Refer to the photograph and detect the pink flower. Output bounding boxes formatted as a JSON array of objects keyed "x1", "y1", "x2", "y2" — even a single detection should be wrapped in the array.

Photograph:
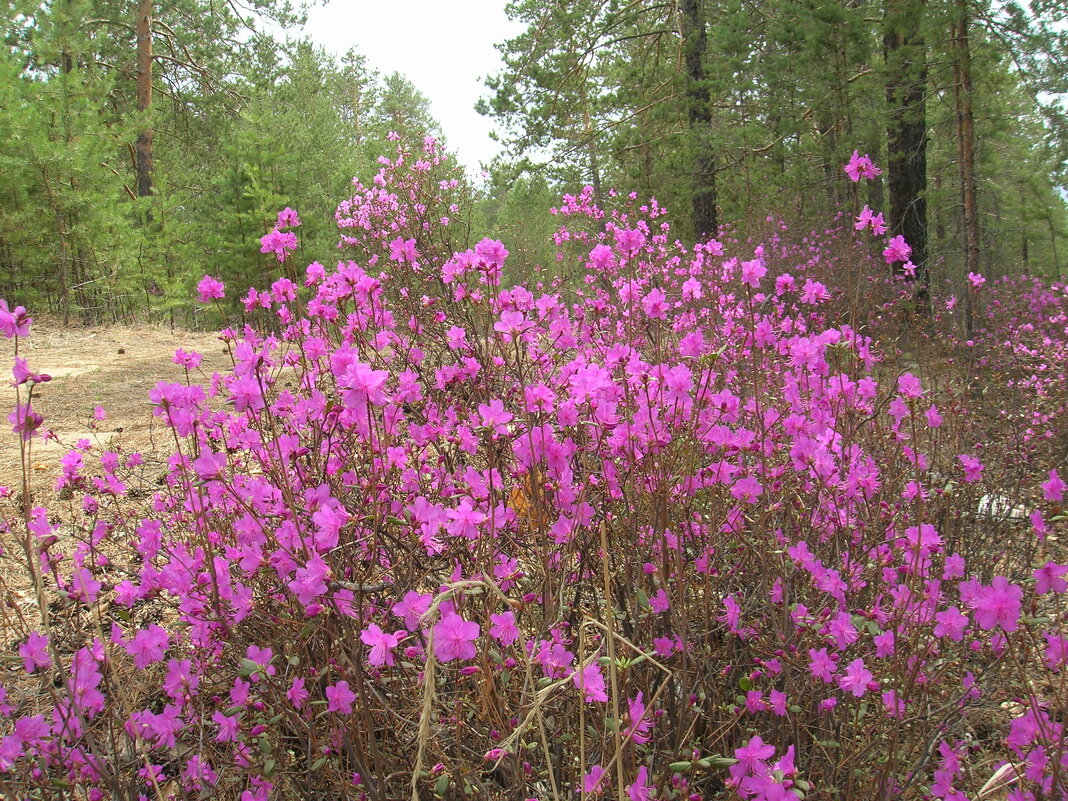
[
  {"x1": 478, "y1": 398, "x2": 513, "y2": 435},
  {"x1": 855, "y1": 205, "x2": 873, "y2": 231},
  {"x1": 325, "y1": 680, "x2": 356, "y2": 714},
  {"x1": 934, "y1": 607, "x2": 969, "y2": 641},
  {"x1": 259, "y1": 228, "x2": 297, "y2": 262},
  {"x1": 837, "y1": 658, "x2": 874, "y2": 697},
  {"x1": 808, "y1": 648, "x2": 837, "y2": 683},
  {"x1": 1034, "y1": 562, "x2": 1068, "y2": 595},
  {"x1": 573, "y1": 662, "x2": 609, "y2": 703},
  {"x1": 493, "y1": 310, "x2": 532, "y2": 341},
  {"x1": 625, "y1": 691, "x2": 652, "y2": 744},
  {"x1": 958, "y1": 454, "x2": 984, "y2": 483},
  {"x1": 583, "y1": 764, "x2": 608, "y2": 795},
  {"x1": 19, "y1": 631, "x2": 50, "y2": 673},
  {"x1": 648, "y1": 588, "x2": 670, "y2": 613},
  {"x1": 1043, "y1": 470, "x2": 1065, "y2": 502},
  {"x1": 731, "y1": 476, "x2": 763, "y2": 504},
  {"x1": 0, "y1": 299, "x2": 32, "y2": 337},
  {"x1": 642, "y1": 287, "x2": 670, "y2": 318},
  {"x1": 287, "y1": 677, "x2": 308, "y2": 709},
  {"x1": 433, "y1": 613, "x2": 480, "y2": 663},
  {"x1": 127, "y1": 624, "x2": 169, "y2": 669},
  {"x1": 731, "y1": 735, "x2": 776, "y2": 784},
  {"x1": 844, "y1": 150, "x2": 881, "y2": 181},
  {"x1": 389, "y1": 236, "x2": 418, "y2": 263},
  {"x1": 489, "y1": 611, "x2": 519, "y2": 646},
  {"x1": 967, "y1": 271, "x2": 985, "y2": 289},
  {"x1": 8, "y1": 402, "x2": 43, "y2": 441},
  {"x1": 897, "y1": 372, "x2": 923, "y2": 399},
  {"x1": 213, "y1": 710, "x2": 240, "y2": 742},
  {"x1": 192, "y1": 450, "x2": 227, "y2": 481},
  {"x1": 970, "y1": 575, "x2": 1023, "y2": 632},
  {"x1": 882, "y1": 235, "x2": 912, "y2": 264},
  {"x1": 740, "y1": 257, "x2": 767, "y2": 289},
  {"x1": 276, "y1": 207, "x2": 301, "y2": 228},
  {"x1": 196, "y1": 275, "x2": 225, "y2": 303},
  {"x1": 627, "y1": 765, "x2": 651, "y2": 801},
  {"x1": 393, "y1": 591, "x2": 432, "y2": 631},
  {"x1": 360, "y1": 624, "x2": 401, "y2": 667},
  {"x1": 69, "y1": 567, "x2": 102, "y2": 604}
]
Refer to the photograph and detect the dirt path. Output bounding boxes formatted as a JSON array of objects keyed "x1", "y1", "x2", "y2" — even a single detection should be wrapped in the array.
[{"x1": 0, "y1": 319, "x2": 233, "y2": 490}]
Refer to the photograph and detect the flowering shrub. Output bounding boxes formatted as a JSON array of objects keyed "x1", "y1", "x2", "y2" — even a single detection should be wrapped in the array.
[{"x1": 1, "y1": 141, "x2": 1066, "y2": 801}]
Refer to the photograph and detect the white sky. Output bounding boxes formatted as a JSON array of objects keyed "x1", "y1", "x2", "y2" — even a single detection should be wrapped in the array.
[{"x1": 301, "y1": 0, "x2": 524, "y2": 171}]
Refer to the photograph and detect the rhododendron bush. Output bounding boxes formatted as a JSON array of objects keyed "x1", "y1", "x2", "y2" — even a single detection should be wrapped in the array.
[{"x1": 1, "y1": 140, "x2": 1067, "y2": 801}]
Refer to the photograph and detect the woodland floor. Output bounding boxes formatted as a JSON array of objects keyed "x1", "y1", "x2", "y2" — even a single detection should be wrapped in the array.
[{"x1": 0, "y1": 319, "x2": 232, "y2": 494}]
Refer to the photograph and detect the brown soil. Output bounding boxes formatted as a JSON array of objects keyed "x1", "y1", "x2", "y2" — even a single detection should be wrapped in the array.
[{"x1": 0, "y1": 319, "x2": 233, "y2": 491}]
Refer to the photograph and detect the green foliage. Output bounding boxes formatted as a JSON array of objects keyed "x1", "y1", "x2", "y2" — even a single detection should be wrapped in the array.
[{"x1": 480, "y1": 0, "x2": 1068, "y2": 278}]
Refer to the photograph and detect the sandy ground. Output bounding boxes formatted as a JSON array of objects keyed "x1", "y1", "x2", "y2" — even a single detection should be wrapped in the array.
[{"x1": 0, "y1": 319, "x2": 233, "y2": 491}]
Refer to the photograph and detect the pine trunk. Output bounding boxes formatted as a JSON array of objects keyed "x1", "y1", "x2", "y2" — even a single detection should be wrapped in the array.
[
  {"x1": 680, "y1": 0, "x2": 717, "y2": 239},
  {"x1": 884, "y1": 0, "x2": 929, "y2": 309}
]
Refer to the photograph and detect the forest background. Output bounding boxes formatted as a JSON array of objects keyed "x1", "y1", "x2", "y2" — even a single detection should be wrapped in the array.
[{"x1": 0, "y1": 0, "x2": 1065, "y2": 324}]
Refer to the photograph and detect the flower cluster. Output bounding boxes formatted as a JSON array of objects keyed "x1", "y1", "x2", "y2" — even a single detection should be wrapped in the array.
[{"x1": 0, "y1": 142, "x2": 1065, "y2": 801}]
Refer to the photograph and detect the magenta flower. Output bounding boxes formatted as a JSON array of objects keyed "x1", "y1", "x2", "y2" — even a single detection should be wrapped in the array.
[
  {"x1": 19, "y1": 631, "x2": 50, "y2": 673},
  {"x1": 897, "y1": 372, "x2": 923, "y2": 399},
  {"x1": 126, "y1": 624, "x2": 169, "y2": 669},
  {"x1": 477, "y1": 398, "x2": 513, "y2": 435},
  {"x1": 287, "y1": 677, "x2": 309, "y2": 709},
  {"x1": 68, "y1": 567, "x2": 102, "y2": 604},
  {"x1": 392, "y1": 590, "x2": 432, "y2": 631},
  {"x1": 259, "y1": 228, "x2": 297, "y2": 262},
  {"x1": 882, "y1": 235, "x2": 912, "y2": 264},
  {"x1": 213, "y1": 710, "x2": 240, "y2": 742},
  {"x1": 625, "y1": 691, "x2": 652, "y2": 744},
  {"x1": 627, "y1": 765, "x2": 651, "y2": 801},
  {"x1": 360, "y1": 624, "x2": 401, "y2": 667},
  {"x1": 1034, "y1": 562, "x2": 1068, "y2": 595},
  {"x1": 192, "y1": 450, "x2": 227, "y2": 481},
  {"x1": 0, "y1": 299, "x2": 32, "y2": 337},
  {"x1": 844, "y1": 150, "x2": 881, "y2": 181},
  {"x1": 276, "y1": 207, "x2": 301, "y2": 228},
  {"x1": 731, "y1": 476, "x2": 763, "y2": 504},
  {"x1": 837, "y1": 658, "x2": 874, "y2": 697},
  {"x1": 970, "y1": 575, "x2": 1023, "y2": 632},
  {"x1": 958, "y1": 454, "x2": 984, "y2": 483},
  {"x1": 325, "y1": 680, "x2": 356, "y2": 714},
  {"x1": 433, "y1": 613, "x2": 480, "y2": 663},
  {"x1": 388, "y1": 236, "x2": 418, "y2": 263},
  {"x1": 8, "y1": 402, "x2": 43, "y2": 441},
  {"x1": 583, "y1": 764, "x2": 608, "y2": 795},
  {"x1": 196, "y1": 274, "x2": 225, "y2": 303},
  {"x1": 489, "y1": 610, "x2": 520, "y2": 646},
  {"x1": 740, "y1": 257, "x2": 767, "y2": 289},
  {"x1": 1043, "y1": 469, "x2": 1065, "y2": 502},
  {"x1": 808, "y1": 648, "x2": 837, "y2": 683},
  {"x1": 934, "y1": 606, "x2": 969, "y2": 641},
  {"x1": 12, "y1": 356, "x2": 50, "y2": 386},
  {"x1": 641, "y1": 287, "x2": 669, "y2": 318},
  {"x1": 731, "y1": 735, "x2": 776, "y2": 784},
  {"x1": 340, "y1": 362, "x2": 390, "y2": 414},
  {"x1": 493, "y1": 310, "x2": 532, "y2": 341},
  {"x1": 573, "y1": 661, "x2": 608, "y2": 703}
]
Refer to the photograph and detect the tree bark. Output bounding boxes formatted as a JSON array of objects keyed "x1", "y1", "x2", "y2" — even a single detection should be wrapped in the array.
[
  {"x1": 884, "y1": 0, "x2": 929, "y2": 308},
  {"x1": 951, "y1": 0, "x2": 979, "y2": 335},
  {"x1": 680, "y1": 0, "x2": 717, "y2": 238},
  {"x1": 135, "y1": 0, "x2": 154, "y2": 200}
]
